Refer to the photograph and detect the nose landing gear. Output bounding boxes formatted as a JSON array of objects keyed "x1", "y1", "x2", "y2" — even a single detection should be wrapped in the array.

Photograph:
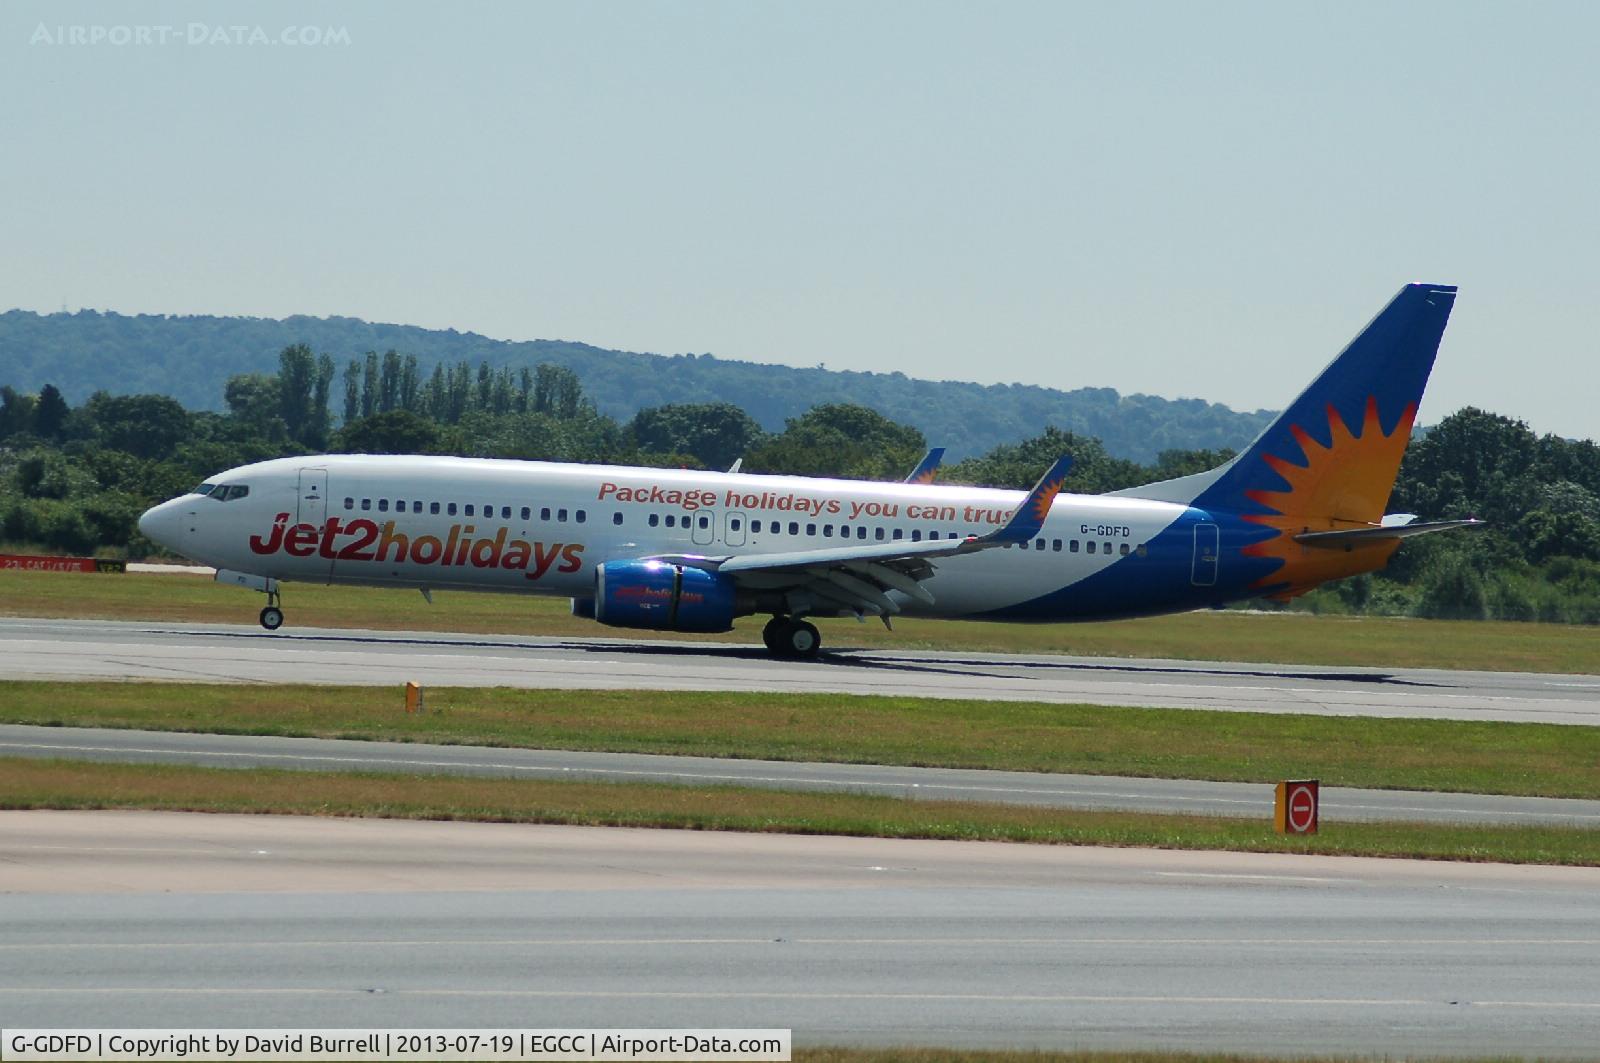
[
  {"x1": 259, "y1": 587, "x2": 284, "y2": 631},
  {"x1": 762, "y1": 616, "x2": 821, "y2": 659}
]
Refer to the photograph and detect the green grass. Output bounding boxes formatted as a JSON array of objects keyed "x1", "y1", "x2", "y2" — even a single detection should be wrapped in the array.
[
  {"x1": 4, "y1": 568, "x2": 1599, "y2": 673},
  {"x1": 4, "y1": 758, "x2": 1596, "y2": 866},
  {"x1": 6, "y1": 681, "x2": 1600, "y2": 800}
]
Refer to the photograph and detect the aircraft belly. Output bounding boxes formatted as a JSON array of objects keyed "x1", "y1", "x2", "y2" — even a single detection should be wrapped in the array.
[{"x1": 914, "y1": 549, "x2": 1122, "y2": 616}]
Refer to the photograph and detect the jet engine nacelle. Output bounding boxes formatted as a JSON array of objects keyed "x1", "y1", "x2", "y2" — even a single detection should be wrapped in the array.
[{"x1": 594, "y1": 560, "x2": 737, "y2": 633}]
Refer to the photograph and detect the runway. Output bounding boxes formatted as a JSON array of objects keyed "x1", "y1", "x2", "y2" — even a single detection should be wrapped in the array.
[
  {"x1": 5, "y1": 723, "x2": 1598, "y2": 828},
  {"x1": 4, "y1": 618, "x2": 1599, "y2": 725},
  {"x1": 3, "y1": 811, "x2": 1598, "y2": 1057}
]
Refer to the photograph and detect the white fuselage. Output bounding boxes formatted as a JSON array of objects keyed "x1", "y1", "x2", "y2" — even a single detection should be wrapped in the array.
[{"x1": 140, "y1": 454, "x2": 1196, "y2": 619}]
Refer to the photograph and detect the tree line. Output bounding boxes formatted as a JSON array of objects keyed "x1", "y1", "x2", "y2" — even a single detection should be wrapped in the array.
[{"x1": 2, "y1": 344, "x2": 1597, "y2": 623}]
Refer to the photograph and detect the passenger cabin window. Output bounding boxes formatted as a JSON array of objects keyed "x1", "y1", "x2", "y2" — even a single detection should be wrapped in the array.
[
  {"x1": 541, "y1": 507, "x2": 551, "y2": 521},
  {"x1": 731, "y1": 518, "x2": 742, "y2": 532},
  {"x1": 464, "y1": 504, "x2": 474, "y2": 517},
  {"x1": 431, "y1": 502, "x2": 440, "y2": 515},
  {"x1": 1120, "y1": 543, "x2": 1131, "y2": 556},
  {"x1": 343, "y1": 497, "x2": 354, "y2": 511},
  {"x1": 1035, "y1": 539, "x2": 1045, "y2": 551},
  {"x1": 576, "y1": 510, "x2": 586, "y2": 523},
  {"x1": 447, "y1": 503, "x2": 457, "y2": 516},
  {"x1": 664, "y1": 514, "x2": 676, "y2": 528},
  {"x1": 378, "y1": 499, "x2": 389, "y2": 512},
  {"x1": 612, "y1": 512, "x2": 623, "y2": 526},
  {"x1": 648, "y1": 514, "x2": 660, "y2": 527},
  {"x1": 1070, "y1": 539, "x2": 1079, "y2": 553},
  {"x1": 501, "y1": 505, "x2": 511, "y2": 519},
  {"x1": 857, "y1": 526, "x2": 867, "y2": 540},
  {"x1": 413, "y1": 502, "x2": 422, "y2": 514},
  {"x1": 1086, "y1": 541, "x2": 1096, "y2": 554},
  {"x1": 520, "y1": 506, "x2": 530, "y2": 520},
  {"x1": 557, "y1": 508, "x2": 568, "y2": 522},
  {"x1": 875, "y1": 527, "x2": 885, "y2": 541},
  {"x1": 697, "y1": 515, "x2": 709, "y2": 529},
  {"x1": 789, "y1": 522, "x2": 800, "y2": 535}
]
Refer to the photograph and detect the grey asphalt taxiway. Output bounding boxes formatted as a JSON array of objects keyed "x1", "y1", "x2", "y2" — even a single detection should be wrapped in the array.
[
  {"x1": 3, "y1": 617, "x2": 1599, "y2": 725},
  {"x1": 4, "y1": 723, "x2": 1598, "y2": 828},
  {"x1": 4, "y1": 811, "x2": 1599, "y2": 1057}
]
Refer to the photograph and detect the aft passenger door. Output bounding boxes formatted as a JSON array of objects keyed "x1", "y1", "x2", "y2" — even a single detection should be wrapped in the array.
[{"x1": 1191, "y1": 522, "x2": 1219, "y2": 587}]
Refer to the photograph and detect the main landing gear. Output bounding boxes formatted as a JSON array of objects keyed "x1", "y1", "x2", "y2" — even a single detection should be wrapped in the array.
[
  {"x1": 259, "y1": 587, "x2": 284, "y2": 631},
  {"x1": 763, "y1": 616, "x2": 821, "y2": 659}
]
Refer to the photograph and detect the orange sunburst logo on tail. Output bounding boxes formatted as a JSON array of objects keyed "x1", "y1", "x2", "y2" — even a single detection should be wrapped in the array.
[
  {"x1": 1031, "y1": 477, "x2": 1064, "y2": 523},
  {"x1": 1241, "y1": 396, "x2": 1415, "y2": 600}
]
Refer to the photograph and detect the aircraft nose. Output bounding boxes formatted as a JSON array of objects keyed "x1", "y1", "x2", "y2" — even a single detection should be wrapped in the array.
[{"x1": 137, "y1": 500, "x2": 183, "y2": 548}]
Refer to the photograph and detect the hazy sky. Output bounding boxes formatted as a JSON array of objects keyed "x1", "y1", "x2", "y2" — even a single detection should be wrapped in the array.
[{"x1": 3, "y1": 1, "x2": 1596, "y2": 438}]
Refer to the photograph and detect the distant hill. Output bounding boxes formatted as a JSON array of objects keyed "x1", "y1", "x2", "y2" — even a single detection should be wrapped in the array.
[{"x1": 0, "y1": 309, "x2": 1273, "y2": 462}]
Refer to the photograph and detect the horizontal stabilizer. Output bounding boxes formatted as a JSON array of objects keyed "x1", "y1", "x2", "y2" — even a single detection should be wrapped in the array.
[{"x1": 1293, "y1": 518, "x2": 1486, "y2": 548}]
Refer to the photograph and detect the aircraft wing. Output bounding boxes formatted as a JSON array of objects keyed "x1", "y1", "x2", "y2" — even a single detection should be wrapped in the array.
[{"x1": 650, "y1": 456, "x2": 1072, "y2": 620}]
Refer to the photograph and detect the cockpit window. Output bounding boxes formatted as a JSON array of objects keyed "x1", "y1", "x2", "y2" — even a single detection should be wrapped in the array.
[
  {"x1": 194, "y1": 483, "x2": 217, "y2": 496},
  {"x1": 207, "y1": 484, "x2": 251, "y2": 502}
]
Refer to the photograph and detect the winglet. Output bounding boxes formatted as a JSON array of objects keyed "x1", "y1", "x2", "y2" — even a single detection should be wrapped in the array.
[
  {"x1": 904, "y1": 447, "x2": 946, "y2": 484},
  {"x1": 986, "y1": 455, "x2": 1072, "y2": 544}
]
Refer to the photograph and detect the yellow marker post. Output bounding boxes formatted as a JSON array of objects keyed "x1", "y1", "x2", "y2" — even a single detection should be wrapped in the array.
[{"x1": 405, "y1": 681, "x2": 424, "y2": 715}]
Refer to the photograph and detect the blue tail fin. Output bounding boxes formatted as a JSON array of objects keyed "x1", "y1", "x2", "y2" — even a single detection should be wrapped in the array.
[{"x1": 1113, "y1": 283, "x2": 1457, "y2": 522}]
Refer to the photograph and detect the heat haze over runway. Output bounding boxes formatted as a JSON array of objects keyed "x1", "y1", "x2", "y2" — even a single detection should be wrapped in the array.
[{"x1": 2, "y1": 618, "x2": 1597, "y2": 725}]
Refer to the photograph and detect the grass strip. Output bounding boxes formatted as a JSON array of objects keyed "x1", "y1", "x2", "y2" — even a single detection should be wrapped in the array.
[
  {"x1": 2, "y1": 758, "x2": 1596, "y2": 866},
  {"x1": 5, "y1": 569, "x2": 1600, "y2": 673},
  {"x1": 5, "y1": 681, "x2": 1600, "y2": 800}
]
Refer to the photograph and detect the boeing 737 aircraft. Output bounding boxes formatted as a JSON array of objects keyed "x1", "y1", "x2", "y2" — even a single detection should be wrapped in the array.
[{"x1": 138, "y1": 284, "x2": 1480, "y2": 657}]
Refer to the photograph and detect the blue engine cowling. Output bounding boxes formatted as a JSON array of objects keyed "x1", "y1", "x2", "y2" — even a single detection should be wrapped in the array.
[{"x1": 594, "y1": 560, "x2": 737, "y2": 633}]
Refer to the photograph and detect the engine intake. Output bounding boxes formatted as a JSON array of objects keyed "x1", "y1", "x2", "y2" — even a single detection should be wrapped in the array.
[{"x1": 594, "y1": 560, "x2": 737, "y2": 633}]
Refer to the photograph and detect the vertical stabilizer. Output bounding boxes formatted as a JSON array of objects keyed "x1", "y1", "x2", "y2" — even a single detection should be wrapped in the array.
[{"x1": 1111, "y1": 283, "x2": 1457, "y2": 522}]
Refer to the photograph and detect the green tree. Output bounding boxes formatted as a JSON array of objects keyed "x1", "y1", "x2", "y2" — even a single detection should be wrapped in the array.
[
  {"x1": 745, "y1": 404, "x2": 924, "y2": 481},
  {"x1": 945, "y1": 426, "x2": 1144, "y2": 493},
  {"x1": 34, "y1": 384, "x2": 69, "y2": 439},
  {"x1": 224, "y1": 374, "x2": 287, "y2": 443},
  {"x1": 336, "y1": 409, "x2": 441, "y2": 454},
  {"x1": 0, "y1": 385, "x2": 37, "y2": 439},
  {"x1": 342, "y1": 359, "x2": 361, "y2": 425},
  {"x1": 629, "y1": 402, "x2": 765, "y2": 469},
  {"x1": 85, "y1": 393, "x2": 191, "y2": 460},
  {"x1": 361, "y1": 351, "x2": 380, "y2": 419}
]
